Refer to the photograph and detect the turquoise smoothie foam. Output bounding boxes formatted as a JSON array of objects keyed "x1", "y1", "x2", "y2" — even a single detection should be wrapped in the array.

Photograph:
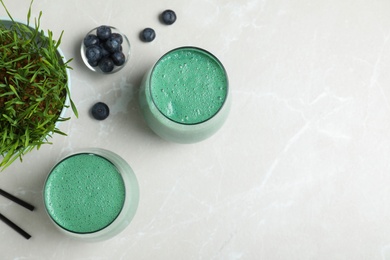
[
  {"x1": 150, "y1": 47, "x2": 228, "y2": 124},
  {"x1": 44, "y1": 153, "x2": 125, "y2": 233}
]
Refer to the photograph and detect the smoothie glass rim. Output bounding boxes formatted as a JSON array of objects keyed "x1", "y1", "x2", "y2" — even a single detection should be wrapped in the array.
[
  {"x1": 43, "y1": 152, "x2": 126, "y2": 235},
  {"x1": 148, "y1": 46, "x2": 229, "y2": 126}
]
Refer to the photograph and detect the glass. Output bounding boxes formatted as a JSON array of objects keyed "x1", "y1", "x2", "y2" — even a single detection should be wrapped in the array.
[
  {"x1": 80, "y1": 26, "x2": 131, "y2": 74},
  {"x1": 139, "y1": 46, "x2": 231, "y2": 143},
  {"x1": 43, "y1": 148, "x2": 139, "y2": 242}
]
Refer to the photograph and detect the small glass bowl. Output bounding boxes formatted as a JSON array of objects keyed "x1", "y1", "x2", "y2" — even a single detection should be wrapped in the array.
[{"x1": 80, "y1": 26, "x2": 130, "y2": 74}]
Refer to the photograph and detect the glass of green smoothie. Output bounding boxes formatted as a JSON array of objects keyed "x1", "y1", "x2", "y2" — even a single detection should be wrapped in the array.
[
  {"x1": 43, "y1": 148, "x2": 139, "y2": 242},
  {"x1": 139, "y1": 46, "x2": 230, "y2": 143}
]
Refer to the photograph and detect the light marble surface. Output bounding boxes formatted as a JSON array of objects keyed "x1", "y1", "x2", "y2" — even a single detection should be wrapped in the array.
[{"x1": 1, "y1": 0, "x2": 390, "y2": 259}]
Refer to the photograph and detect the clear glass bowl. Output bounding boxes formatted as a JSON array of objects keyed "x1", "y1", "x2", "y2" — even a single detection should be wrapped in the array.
[{"x1": 80, "y1": 26, "x2": 130, "y2": 74}]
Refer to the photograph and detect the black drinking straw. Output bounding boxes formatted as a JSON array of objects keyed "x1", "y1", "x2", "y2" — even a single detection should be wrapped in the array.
[
  {"x1": 0, "y1": 213, "x2": 31, "y2": 239},
  {"x1": 0, "y1": 189, "x2": 34, "y2": 211}
]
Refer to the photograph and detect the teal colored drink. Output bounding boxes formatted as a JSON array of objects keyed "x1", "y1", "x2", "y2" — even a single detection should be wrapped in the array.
[
  {"x1": 44, "y1": 153, "x2": 125, "y2": 234},
  {"x1": 139, "y1": 47, "x2": 230, "y2": 143},
  {"x1": 150, "y1": 47, "x2": 228, "y2": 124}
]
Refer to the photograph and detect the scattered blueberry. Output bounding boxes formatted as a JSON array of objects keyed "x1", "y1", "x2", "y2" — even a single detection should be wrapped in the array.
[
  {"x1": 85, "y1": 45, "x2": 103, "y2": 63},
  {"x1": 96, "y1": 25, "x2": 111, "y2": 41},
  {"x1": 104, "y1": 37, "x2": 121, "y2": 53},
  {"x1": 84, "y1": 34, "x2": 100, "y2": 47},
  {"x1": 141, "y1": 28, "x2": 156, "y2": 42},
  {"x1": 98, "y1": 57, "x2": 115, "y2": 73},
  {"x1": 161, "y1": 10, "x2": 176, "y2": 25},
  {"x1": 111, "y1": 51, "x2": 126, "y2": 66},
  {"x1": 91, "y1": 102, "x2": 110, "y2": 120}
]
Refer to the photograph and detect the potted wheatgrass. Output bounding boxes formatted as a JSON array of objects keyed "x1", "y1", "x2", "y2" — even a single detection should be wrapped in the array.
[{"x1": 0, "y1": 0, "x2": 77, "y2": 170}]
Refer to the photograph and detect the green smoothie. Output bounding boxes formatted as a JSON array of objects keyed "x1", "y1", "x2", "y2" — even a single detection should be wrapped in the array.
[
  {"x1": 44, "y1": 153, "x2": 126, "y2": 234},
  {"x1": 150, "y1": 47, "x2": 228, "y2": 124}
]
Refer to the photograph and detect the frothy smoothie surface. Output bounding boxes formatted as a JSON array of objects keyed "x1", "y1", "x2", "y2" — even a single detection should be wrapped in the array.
[
  {"x1": 44, "y1": 153, "x2": 125, "y2": 233},
  {"x1": 150, "y1": 47, "x2": 228, "y2": 124}
]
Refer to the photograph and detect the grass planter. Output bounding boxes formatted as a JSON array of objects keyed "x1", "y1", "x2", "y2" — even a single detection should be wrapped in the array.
[{"x1": 0, "y1": 1, "x2": 77, "y2": 170}]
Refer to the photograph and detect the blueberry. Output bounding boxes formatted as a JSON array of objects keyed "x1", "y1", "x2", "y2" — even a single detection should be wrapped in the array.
[
  {"x1": 161, "y1": 10, "x2": 176, "y2": 25},
  {"x1": 88, "y1": 59, "x2": 99, "y2": 67},
  {"x1": 111, "y1": 51, "x2": 126, "y2": 66},
  {"x1": 104, "y1": 37, "x2": 121, "y2": 53},
  {"x1": 85, "y1": 45, "x2": 103, "y2": 63},
  {"x1": 96, "y1": 25, "x2": 111, "y2": 41},
  {"x1": 141, "y1": 28, "x2": 156, "y2": 42},
  {"x1": 84, "y1": 34, "x2": 100, "y2": 47},
  {"x1": 91, "y1": 102, "x2": 110, "y2": 120},
  {"x1": 98, "y1": 57, "x2": 115, "y2": 73},
  {"x1": 111, "y1": 33, "x2": 123, "y2": 44},
  {"x1": 99, "y1": 43, "x2": 110, "y2": 58}
]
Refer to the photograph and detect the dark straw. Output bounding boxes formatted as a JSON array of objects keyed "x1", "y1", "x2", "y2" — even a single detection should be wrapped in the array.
[
  {"x1": 0, "y1": 189, "x2": 34, "y2": 211},
  {"x1": 0, "y1": 213, "x2": 31, "y2": 239}
]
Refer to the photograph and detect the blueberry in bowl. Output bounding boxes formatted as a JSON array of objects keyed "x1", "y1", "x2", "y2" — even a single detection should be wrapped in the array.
[{"x1": 81, "y1": 25, "x2": 130, "y2": 74}]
